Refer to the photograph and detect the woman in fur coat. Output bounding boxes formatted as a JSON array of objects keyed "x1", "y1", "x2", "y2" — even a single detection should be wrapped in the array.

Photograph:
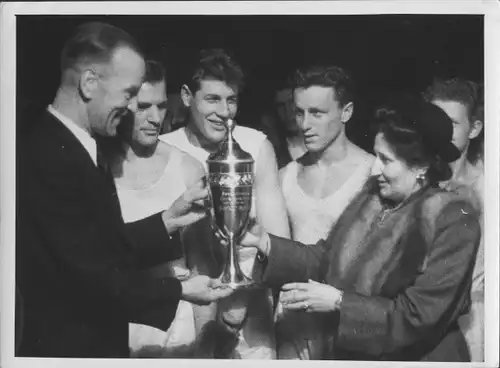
[{"x1": 240, "y1": 100, "x2": 481, "y2": 362}]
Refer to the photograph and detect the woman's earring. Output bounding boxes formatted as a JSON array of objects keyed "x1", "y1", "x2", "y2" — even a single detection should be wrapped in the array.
[{"x1": 416, "y1": 172, "x2": 426, "y2": 185}]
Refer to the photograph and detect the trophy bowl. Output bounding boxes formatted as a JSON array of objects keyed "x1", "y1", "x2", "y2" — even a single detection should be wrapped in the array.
[{"x1": 207, "y1": 119, "x2": 256, "y2": 290}]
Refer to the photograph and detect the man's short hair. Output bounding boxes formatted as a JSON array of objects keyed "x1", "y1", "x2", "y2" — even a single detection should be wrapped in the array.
[
  {"x1": 144, "y1": 59, "x2": 166, "y2": 85},
  {"x1": 423, "y1": 77, "x2": 484, "y2": 163},
  {"x1": 185, "y1": 48, "x2": 244, "y2": 93},
  {"x1": 290, "y1": 65, "x2": 355, "y2": 107},
  {"x1": 60, "y1": 21, "x2": 143, "y2": 75},
  {"x1": 422, "y1": 77, "x2": 484, "y2": 124}
]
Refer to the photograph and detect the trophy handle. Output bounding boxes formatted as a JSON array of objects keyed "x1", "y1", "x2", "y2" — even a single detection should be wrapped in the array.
[
  {"x1": 206, "y1": 183, "x2": 228, "y2": 241},
  {"x1": 236, "y1": 214, "x2": 256, "y2": 244}
]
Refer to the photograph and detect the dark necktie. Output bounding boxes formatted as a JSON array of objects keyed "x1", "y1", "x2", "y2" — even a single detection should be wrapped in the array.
[
  {"x1": 96, "y1": 145, "x2": 117, "y2": 191},
  {"x1": 96, "y1": 145, "x2": 122, "y2": 218},
  {"x1": 96, "y1": 147, "x2": 110, "y2": 177}
]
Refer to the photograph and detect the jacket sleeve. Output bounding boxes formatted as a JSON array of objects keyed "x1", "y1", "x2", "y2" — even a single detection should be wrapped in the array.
[
  {"x1": 19, "y1": 146, "x2": 182, "y2": 331},
  {"x1": 334, "y1": 199, "x2": 481, "y2": 357},
  {"x1": 256, "y1": 234, "x2": 328, "y2": 288}
]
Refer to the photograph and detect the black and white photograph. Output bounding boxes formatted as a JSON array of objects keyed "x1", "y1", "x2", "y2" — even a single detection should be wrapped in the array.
[{"x1": 1, "y1": 1, "x2": 499, "y2": 367}]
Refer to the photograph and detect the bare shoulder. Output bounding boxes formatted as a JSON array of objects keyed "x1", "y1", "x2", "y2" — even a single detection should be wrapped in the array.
[
  {"x1": 348, "y1": 142, "x2": 375, "y2": 165},
  {"x1": 234, "y1": 125, "x2": 266, "y2": 141},
  {"x1": 255, "y1": 138, "x2": 280, "y2": 174},
  {"x1": 157, "y1": 141, "x2": 205, "y2": 186},
  {"x1": 235, "y1": 125, "x2": 270, "y2": 156},
  {"x1": 179, "y1": 150, "x2": 205, "y2": 174},
  {"x1": 258, "y1": 137, "x2": 276, "y2": 157},
  {"x1": 155, "y1": 140, "x2": 174, "y2": 159},
  {"x1": 279, "y1": 160, "x2": 296, "y2": 185},
  {"x1": 179, "y1": 150, "x2": 206, "y2": 187}
]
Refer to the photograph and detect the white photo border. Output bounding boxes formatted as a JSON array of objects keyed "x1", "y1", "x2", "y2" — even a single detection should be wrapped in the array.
[{"x1": 1, "y1": 1, "x2": 498, "y2": 368}]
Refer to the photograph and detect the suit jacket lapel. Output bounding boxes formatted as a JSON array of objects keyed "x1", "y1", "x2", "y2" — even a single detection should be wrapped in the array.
[
  {"x1": 43, "y1": 111, "x2": 99, "y2": 174},
  {"x1": 43, "y1": 111, "x2": 124, "y2": 221}
]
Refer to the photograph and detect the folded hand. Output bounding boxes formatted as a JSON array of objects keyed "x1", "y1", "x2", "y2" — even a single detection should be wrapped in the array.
[
  {"x1": 181, "y1": 275, "x2": 235, "y2": 305},
  {"x1": 280, "y1": 279, "x2": 342, "y2": 313}
]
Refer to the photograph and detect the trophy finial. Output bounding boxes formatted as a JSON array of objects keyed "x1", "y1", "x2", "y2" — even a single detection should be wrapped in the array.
[{"x1": 225, "y1": 118, "x2": 235, "y2": 137}]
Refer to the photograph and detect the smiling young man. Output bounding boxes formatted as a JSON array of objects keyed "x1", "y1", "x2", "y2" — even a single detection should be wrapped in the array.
[
  {"x1": 104, "y1": 59, "x2": 230, "y2": 358},
  {"x1": 276, "y1": 65, "x2": 374, "y2": 359},
  {"x1": 280, "y1": 65, "x2": 374, "y2": 244},
  {"x1": 423, "y1": 78, "x2": 485, "y2": 362},
  {"x1": 160, "y1": 48, "x2": 290, "y2": 359}
]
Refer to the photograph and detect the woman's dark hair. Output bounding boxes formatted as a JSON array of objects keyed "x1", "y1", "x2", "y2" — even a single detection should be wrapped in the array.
[
  {"x1": 185, "y1": 48, "x2": 244, "y2": 93},
  {"x1": 372, "y1": 101, "x2": 453, "y2": 185}
]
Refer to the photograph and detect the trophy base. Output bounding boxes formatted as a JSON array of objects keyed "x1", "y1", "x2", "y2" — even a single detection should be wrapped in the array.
[{"x1": 219, "y1": 276, "x2": 259, "y2": 291}]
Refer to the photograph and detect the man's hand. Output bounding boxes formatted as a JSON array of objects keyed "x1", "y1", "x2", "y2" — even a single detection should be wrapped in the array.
[
  {"x1": 181, "y1": 275, "x2": 234, "y2": 305},
  {"x1": 162, "y1": 178, "x2": 209, "y2": 233}
]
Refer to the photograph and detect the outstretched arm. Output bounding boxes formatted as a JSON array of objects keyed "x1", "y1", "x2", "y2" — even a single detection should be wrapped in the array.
[
  {"x1": 255, "y1": 139, "x2": 291, "y2": 238},
  {"x1": 18, "y1": 149, "x2": 182, "y2": 331},
  {"x1": 122, "y1": 148, "x2": 209, "y2": 269},
  {"x1": 260, "y1": 234, "x2": 326, "y2": 288}
]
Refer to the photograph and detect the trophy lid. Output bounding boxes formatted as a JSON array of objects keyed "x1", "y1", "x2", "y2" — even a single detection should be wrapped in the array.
[{"x1": 207, "y1": 119, "x2": 254, "y2": 164}]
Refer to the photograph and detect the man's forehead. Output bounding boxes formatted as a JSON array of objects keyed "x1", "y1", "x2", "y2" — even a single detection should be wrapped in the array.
[
  {"x1": 294, "y1": 85, "x2": 339, "y2": 105},
  {"x1": 138, "y1": 81, "x2": 167, "y2": 101},
  {"x1": 140, "y1": 81, "x2": 166, "y2": 94},
  {"x1": 197, "y1": 79, "x2": 238, "y2": 96},
  {"x1": 108, "y1": 46, "x2": 145, "y2": 78},
  {"x1": 432, "y1": 99, "x2": 468, "y2": 116}
]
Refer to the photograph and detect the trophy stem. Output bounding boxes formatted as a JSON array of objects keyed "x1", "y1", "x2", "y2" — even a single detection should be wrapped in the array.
[{"x1": 219, "y1": 233, "x2": 254, "y2": 290}]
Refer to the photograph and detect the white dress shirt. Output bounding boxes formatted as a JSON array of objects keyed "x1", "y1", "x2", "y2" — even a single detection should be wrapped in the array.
[{"x1": 47, "y1": 105, "x2": 97, "y2": 166}]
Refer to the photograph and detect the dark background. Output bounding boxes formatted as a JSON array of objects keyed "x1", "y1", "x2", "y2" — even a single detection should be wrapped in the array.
[{"x1": 16, "y1": 14, "x2": 483, "y2": 151}]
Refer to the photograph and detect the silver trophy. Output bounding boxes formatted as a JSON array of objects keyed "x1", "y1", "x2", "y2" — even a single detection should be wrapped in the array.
[{"x1": 207, "y1": 118, "x2": 255, "y2": 289}]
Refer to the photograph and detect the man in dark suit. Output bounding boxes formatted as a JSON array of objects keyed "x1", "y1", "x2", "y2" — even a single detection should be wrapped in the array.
[{"x1": 15, "y1": 21, "x2": 233, "y2": 358}]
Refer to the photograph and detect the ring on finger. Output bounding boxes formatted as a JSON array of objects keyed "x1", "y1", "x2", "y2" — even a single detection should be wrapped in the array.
[{"x1": 303, "y1": 301, "x2": 309, "y2": 311}]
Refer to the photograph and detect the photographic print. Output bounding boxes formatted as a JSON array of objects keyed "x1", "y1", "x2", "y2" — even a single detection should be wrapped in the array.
[{"x1": 1, "y1": 2, "x2": 499, "y2": 368}]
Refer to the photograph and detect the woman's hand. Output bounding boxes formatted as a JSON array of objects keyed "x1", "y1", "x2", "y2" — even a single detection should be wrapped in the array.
[
  {"x1": 238, "y1": 220, "x2": 271, "y2": 256},
  {"x1": 214, "y1": 219, "x2": 271, "y2": 256},
  {"x1": 280, "y1": 280, "x2": 343, "y2": 313}
]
